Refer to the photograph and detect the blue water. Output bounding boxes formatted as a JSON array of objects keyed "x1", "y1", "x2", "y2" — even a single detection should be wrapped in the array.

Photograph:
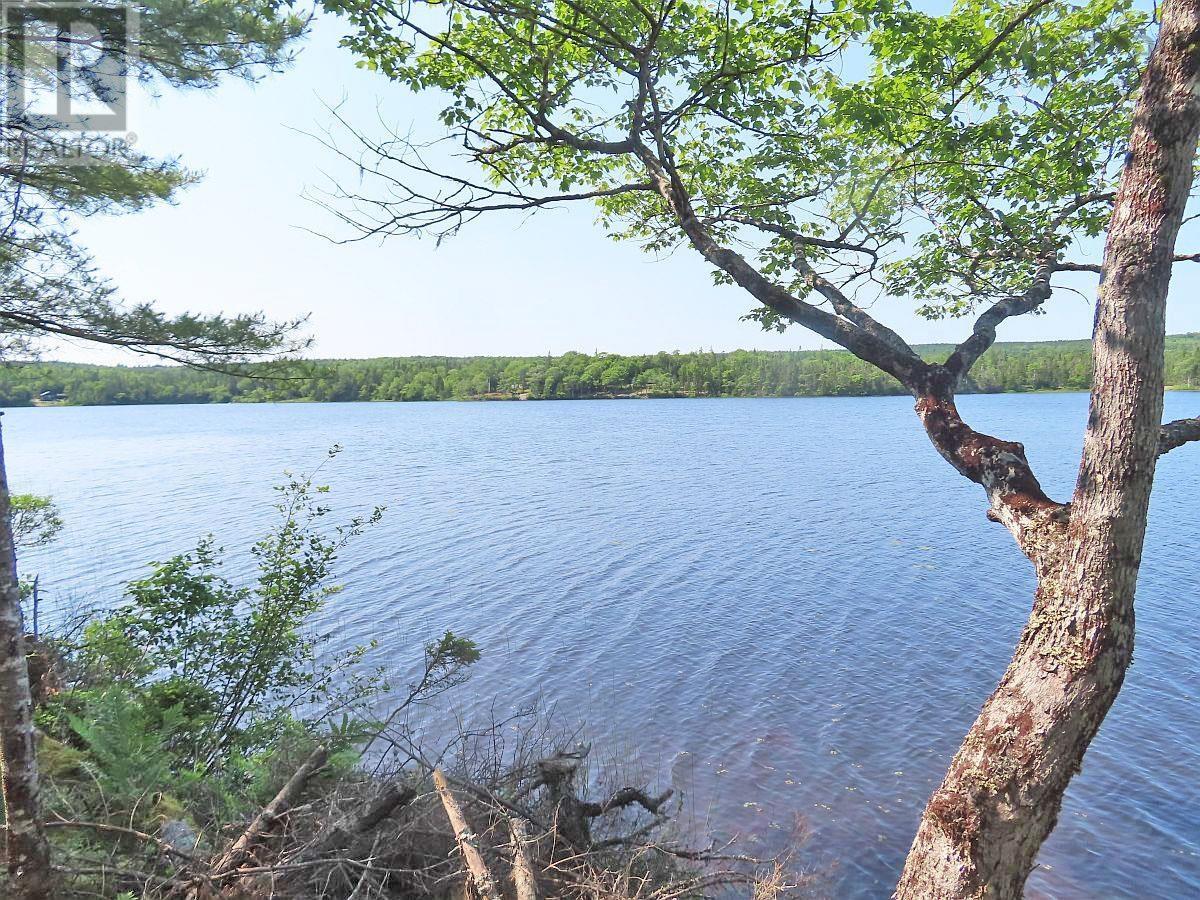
[{"x1": 6, "y1": 394, "x2": 1198, "y2": 898}]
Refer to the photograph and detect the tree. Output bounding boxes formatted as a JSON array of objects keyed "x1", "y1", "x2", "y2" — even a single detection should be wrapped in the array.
[
  {"x1": 8, "y1": 495, "x2": 60, "y2": 552},
  {"x1": 0, "y1": 1, "x2": 310, "y2": 367},
  {"x1": 0, "y1": 5, "x2": 308, "y2": 897},
  {"x1": 1, "y1": 1, "x2": 309, "y2": 367},
  {"x1": 0, "y1": 421, "x2": 51, "y2": 900},
  {"x1": 318, "y1": 0, "x2": 1200, "y2": 894}
]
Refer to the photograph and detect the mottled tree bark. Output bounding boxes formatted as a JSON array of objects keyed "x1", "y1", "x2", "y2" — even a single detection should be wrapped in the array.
[
  {"x1": 895, "y1": 1, "x2": 1200, "y2": 895},
  {"x1": 0, "y1": 417, "x2": 53, "y2": 900}
]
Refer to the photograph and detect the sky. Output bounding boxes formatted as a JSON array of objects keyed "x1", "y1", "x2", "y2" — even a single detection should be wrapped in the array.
[{"x1": 53, "y1": 13, "x2": 1200, "y2": 364}]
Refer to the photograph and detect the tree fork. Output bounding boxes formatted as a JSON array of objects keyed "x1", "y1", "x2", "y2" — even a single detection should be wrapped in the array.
[
  {"x1": 912, "y1": 366, "x2": 1068, "y2": 560},
  {"x1": 896, "y1": 1, "x2": 1200, "y2": 895}
]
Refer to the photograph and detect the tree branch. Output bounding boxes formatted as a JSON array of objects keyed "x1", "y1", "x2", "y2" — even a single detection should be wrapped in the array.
[
  {"x1": 943, "y1": 263, "x2": 1055, "y2": 382},
  {"x1": 631, "y1": 143, "x2": 928, "y2": 387},
  {"x1": 579, "y1": 786, "x2": 674, "y2": 818},
  {"x1": 1159, "y1": 416, "x2": 1200, "y2": 455},
  {"x1": 0, "y1": 309, "x2": 308, "y2": 374},
  {"x1": 791, "y1": 254, "x2": 917, "y2": 359},
  {"x1": 943, "y1": 0, "x2": 1056, "y2": 106},
  {"x1": 1055, "y1": 251, "x2": 1200, "y2": 274}
]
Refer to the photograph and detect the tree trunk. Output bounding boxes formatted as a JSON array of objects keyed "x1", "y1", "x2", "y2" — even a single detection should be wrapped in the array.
[
  {"x1": 0, "y1": 417, "x2": 53, "y2": 900},
  {"x1": 896, "y1": 2, "x2": 1200, "y2": 895}
]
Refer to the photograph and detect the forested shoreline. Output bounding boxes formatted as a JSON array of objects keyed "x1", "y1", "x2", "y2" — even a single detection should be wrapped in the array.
[{"x1": 8, "y1": 334, "x2": 1200, "y2": 407}]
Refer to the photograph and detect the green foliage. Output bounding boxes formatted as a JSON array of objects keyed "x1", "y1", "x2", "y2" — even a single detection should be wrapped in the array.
[
  {"x1": 12, "y1": 492, "x2": 63, "y2": 611},
  {"x1": 28, "y1": 454, "x2": 485, "y2": 835},
  {"x1": 856, "y1": 0, "x2": 1147, "y2": 317},
  {"x1": 68, "y1": 450, "x2": 387, "y2": 772},
  {"x1": 416, "y1": 630, "x2": 481, "y2": 697},
  {"x1": 4, "y1": 336, "x2": 1200, "y2": 405},
  {"x1": 315, "y1": 0, "x2": 1159, "y2": 338},
  {"x1": 62, "y1": 687, "x2": 189, "y2": 813},
  {"x1": 1, "y1": 2, "x2": 309, "y2": 366},
  {"x1": 28, "y1": 453, "x2": 473, "y2": 854},
  {"x1": 10, "y1": 493, "x2": 62, "y2": 550}
]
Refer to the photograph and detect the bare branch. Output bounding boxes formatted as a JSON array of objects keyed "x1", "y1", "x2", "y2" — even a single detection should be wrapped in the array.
[
  {"x1": 1159, "y1": 416, "x2": 1200, "y2": 455},
  {"x1": 580, "y1": 786, "x2": 675, "y2": 818},
  {"x1": 306, "y1": 105, "x2": 653, "y2": 243}
]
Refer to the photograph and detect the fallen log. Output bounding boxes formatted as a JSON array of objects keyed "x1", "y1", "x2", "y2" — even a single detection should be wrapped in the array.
[
  {"x1": 182, "y1": 745, "x2": 328, "y2": 899},
  {"x1": 506, "y1": 814, "x2": 538, "y2": 900},
  {"x1": 433, "y1": 768, "x2": 500, "y2": 900},
  {"x1": 213, "y1": 745, "x2": 329, "y2": 877}
]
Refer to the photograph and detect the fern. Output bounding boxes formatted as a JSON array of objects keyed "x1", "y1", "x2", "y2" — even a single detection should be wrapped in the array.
[{"x1": 65, "y1": 688, "x2": 179, "y2": 820}]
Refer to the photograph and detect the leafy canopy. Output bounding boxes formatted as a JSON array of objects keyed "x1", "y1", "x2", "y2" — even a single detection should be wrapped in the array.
[{"x1": 319, "y1": 0, "x2": 1152, "y2": 335}]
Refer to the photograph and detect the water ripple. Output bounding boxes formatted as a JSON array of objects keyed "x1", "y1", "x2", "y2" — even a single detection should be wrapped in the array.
[{"x1": 6, "y1": 394, "x2": 1198, "y2": 899}]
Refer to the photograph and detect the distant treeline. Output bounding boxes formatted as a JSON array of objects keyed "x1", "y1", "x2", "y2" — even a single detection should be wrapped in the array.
[{"x1": 6, "y1": 335, "x2": 1200, "y2": 407}]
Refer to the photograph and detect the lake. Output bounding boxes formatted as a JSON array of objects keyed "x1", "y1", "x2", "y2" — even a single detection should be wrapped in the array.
[{"x1": 6, "y1": 393, "x2": 1198, "y2": 898}]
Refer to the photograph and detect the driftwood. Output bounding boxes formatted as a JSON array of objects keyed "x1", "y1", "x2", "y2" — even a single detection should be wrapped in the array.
[
  {"x1": 433, "y1": 768, "x2": 501, "y2": 900},
  {"x1": 536, "y1": 751, "x2": 674, "y2": 848}
]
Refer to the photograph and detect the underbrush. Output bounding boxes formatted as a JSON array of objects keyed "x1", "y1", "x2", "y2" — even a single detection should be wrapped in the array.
[{"x1": 24, "y1": 453, "x2": 807, "y2": 899}]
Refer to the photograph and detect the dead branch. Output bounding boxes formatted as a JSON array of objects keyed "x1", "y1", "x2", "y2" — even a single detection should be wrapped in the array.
[
  {"x1": 433, "y1": 768, "x2": 501, "y2": 900},
  {"x1": 583, "y1": 786, "x2": 675, "y2": 818},
  {"x1": 209, "y1": 745, "x2": 329, "y2": 879},
  {"x1": 299, "y1": 782, "x2": 417, "y2": 863},
  {"x1": 506, "y1": 815, "x2": 539, "y2": 900},
  {"x1": 63, "y1": 713, "x2": 800, "y2": 900}
]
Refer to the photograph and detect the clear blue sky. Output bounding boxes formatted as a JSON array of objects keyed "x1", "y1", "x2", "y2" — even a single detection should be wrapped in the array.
[{"x1": 57, "y1": 14, "x2": 1200, "y2": 364}]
